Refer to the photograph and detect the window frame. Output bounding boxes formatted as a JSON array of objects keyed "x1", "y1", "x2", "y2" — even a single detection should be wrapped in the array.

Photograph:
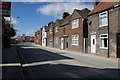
[
  {"x1": 50, "y1": 28, "x2": 53, "y2": 34},
  {"x1": 55, "y1": 36, "x2": 59, "y2": 45},
  {"x1": 72, "y1": 19, "x2": 79, "y2": 29},
  {"x1": 55, "y1": 26, "x2": 59, "y2": 32},
  {"x1": 71, "y1": 34, "x2": 79, "y2": 46},
  {"x1": 99, "y1": 34, "x2": 108, "y2": 49},
  {"x1": 99, "y1": 11, "x2": 108, "y2": 27}
]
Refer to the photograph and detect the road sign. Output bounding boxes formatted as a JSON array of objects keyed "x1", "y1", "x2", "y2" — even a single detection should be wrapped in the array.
[{"x1": 0, "y1": 1, "x2": 11, "y2": 17}]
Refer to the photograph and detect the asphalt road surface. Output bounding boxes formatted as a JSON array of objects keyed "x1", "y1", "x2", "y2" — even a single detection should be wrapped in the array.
[{"x1": 16, "y1": 42, "x2": 120, "y2": 79}]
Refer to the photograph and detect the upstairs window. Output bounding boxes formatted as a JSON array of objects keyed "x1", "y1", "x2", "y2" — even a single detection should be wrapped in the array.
[
  {"x1": 50, "y1": 28, "x2": 53, "y2": 34},
  {"x1": 99, "y1": 11, "x2": 108, "y2": 27},
  {"x1": 71, "y1": 34, "x2": 79, "y2": 45},
  {"x1": 55, "y1": 26, "x2": 59, "y2": 32},
  {"x1": 100, "y1": 34, "x2": 108, "y2": 49},
  {"x1": 72, "y1": 19, "x2": 79, "y2": 29}
]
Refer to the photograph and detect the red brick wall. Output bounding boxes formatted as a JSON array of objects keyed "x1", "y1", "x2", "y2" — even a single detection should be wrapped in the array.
[{"x1": 64, "y1": 18, "x2": 84, "y2": 52}]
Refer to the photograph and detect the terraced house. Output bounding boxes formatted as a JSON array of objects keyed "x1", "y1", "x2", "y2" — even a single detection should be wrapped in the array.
[
  {"x1": 88, "y1": 2, "x2": 120, "y2": 58},
  {"x1": 59, "y1": 9, "x2": 90, "y2": 53},
  {"x1": 34, "y1": 29, "x2": 42, "y2": 45},
  {"x1": 54, "y1": 19, "x2": 62, "y2": 49},
  {"x1": 42, "y1": 26, "x2": 47, "y2": 46},
  {"x1": 46, "y1": 22, "x2": 55, "y2": 47}
]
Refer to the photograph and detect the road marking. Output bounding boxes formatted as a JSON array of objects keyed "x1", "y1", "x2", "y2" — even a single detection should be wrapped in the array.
[{"x1": 0, "y1": 63, "x2": 21, "y2": 67}]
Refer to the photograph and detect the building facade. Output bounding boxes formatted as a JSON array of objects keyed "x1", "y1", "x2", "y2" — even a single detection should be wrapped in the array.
[
  {"x1": 42, "y1": 26, "x2": 47, "y2": 46},
  {"x1": 54, "y1": 19, "x2": 62, "y2": 49},
  {"x1": 46, "y1": 22, "x2": 55, "y2": 47},
  {"x1": 59, "y1": 8, "x2": 90, "y2": 53},
  {"x1": 88, "y1": 2, "x2": 120, "y2": 58}
]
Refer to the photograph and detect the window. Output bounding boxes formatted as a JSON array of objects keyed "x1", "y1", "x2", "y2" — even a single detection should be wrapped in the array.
[
  {"x1": 99, "y1": 11, "x2": 108, "y2": 27},
  {"x1": 50, "y1": 28, "x2": 53, "y2": 34},
  {"x1": 49, "y1": 37, "x2": 53, "y2": 44},
  {"x1": 55, "y1": 37, "x2": 59, "y2": 44},
  {"x1": 72, "y1": 19, "x2": 79, "y2": 29},
  {"x1": 71, "y1": 34, "x2": 79, "y2": 45},
  {"x1": 100, "y1": 34, "x2": 108, "y2": 49},
  {"x1": 55, "y1": 26, "x2": 59, "y2": 32}
]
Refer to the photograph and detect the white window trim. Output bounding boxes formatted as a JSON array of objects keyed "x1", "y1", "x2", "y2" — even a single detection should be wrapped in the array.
[
  {"x1": 55, "y1": 26, "x2": 59, "y2": 32},
  {"x1": 50, "y1": 28, "x2": 53, "y2": 34},
  {"x1": 99, "y1": 11, "x2": 108, "y2": 27},
  {"x1": 55, "y1": 36, "x2": 59, "y2": 44},
  {"x1": 99, "y1": 34, "x2": 108, "y2": 49},
  {"x1": 71, "y1": 34, "x2": 79, "y2": 46},
  {"x1": 72, "y1": 19, "x2": 79, "y2": 29}
]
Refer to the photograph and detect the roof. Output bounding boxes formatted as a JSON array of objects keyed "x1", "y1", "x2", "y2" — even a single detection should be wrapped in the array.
[
  {"x1": 55, "y1": 19, "x2": 62, "y2": 26},
  {"x1": 60, "y1": 15, "x2": 71, "y2": 27},
  {"x1": 70, "y1": 8, "x2": 90, "y2": 21},
  {"x1": 75, "y1": 8, "x2": 91, "y2": 19},
  {"x1": 88, "y1": 2, "x2": 120, "y2": 16}
]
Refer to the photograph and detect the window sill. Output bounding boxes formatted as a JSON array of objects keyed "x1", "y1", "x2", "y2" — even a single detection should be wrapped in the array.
[
  {"x1": 100, "y1": 47, "x2": 108, "y2": 49},
  {"x1": 71, "y1": 44, "x2": 79, "y2": 46},
  {"x1": 99, "y1": 25, "x2": 108, "y2": 27}
]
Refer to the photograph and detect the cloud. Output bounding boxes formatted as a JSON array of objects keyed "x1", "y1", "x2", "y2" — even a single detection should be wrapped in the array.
[
  {"x1": 4, "y1": 17, "x2": 18, "y2": 24},
  {"x1": 37, "y1": 2, "x2": 94, "y2": 18},
  {"x1": 26, "y1": 30, "x2": 35, "y2": 36}
]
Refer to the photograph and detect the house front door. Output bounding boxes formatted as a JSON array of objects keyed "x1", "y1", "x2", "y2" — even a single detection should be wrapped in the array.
[
  {"x1": 91, "y1": 35, "x2": 96, "y2": 53},
  {"x1": 117, "y1": 33, "x2": 120, "y2": 58},
  {"x1": 65, "y1": 37, "x2": 68, "y2": 48},
  {"x1": 61, "y1": 37, "x2": 64, "y2": 49}
]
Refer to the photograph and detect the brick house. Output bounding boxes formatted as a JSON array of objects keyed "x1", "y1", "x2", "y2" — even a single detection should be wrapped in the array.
[
  {"x1": 34, "y1": 32, "x2": 38, "y2": 44},
  {"x1": 34, "y1": 28, "x2": 42, "y2": 45},
  {"x1": 59, "y1": 13, "x2": 71, "y2": 50},
  {"x1": 54, "y1": 19, "x2": 62, "y2": 48},
  {"x1": 59, "y1": 8, "x2": 90, "y2": 53},
  {"x1": 42, "y1": 26, "x2": 47, "y2": 46},
  {"x1": 88, "y1": 2, "x2": 120, "y2": 58},
  {"x1": 46, "y1": 22, "x2": 55, "y2": 47}
]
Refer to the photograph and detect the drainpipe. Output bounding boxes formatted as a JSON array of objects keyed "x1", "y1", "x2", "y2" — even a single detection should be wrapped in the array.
[{"x1": 107, "y1": 11, "x2": 110, "y2": 58}]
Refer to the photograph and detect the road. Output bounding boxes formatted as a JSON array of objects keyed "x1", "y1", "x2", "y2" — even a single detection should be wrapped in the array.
[{"x1": 16, "y1": 42, "x2": 120, "y2": 78}]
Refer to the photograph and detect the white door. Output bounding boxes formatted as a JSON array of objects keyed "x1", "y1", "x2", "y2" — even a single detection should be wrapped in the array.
[
  {"x1": 91, "y1": 35, "x2": 96, "y2": 53},
  {"x1": 61, "y1": 37, "x2": 64, "y2": 49}
]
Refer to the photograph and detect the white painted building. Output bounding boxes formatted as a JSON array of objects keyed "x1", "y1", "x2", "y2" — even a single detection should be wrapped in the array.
[{"x1": 42, "y1": 26, "x2": 47, "y2": 46}]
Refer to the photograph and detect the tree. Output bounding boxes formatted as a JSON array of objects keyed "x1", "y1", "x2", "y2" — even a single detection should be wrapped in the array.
[{"x1": 2, "y1": 17, "x2": 17, "y2": 48}]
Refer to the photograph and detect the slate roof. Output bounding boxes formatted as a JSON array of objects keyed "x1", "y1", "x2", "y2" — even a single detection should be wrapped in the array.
[{"x1": 60, "y1": 15, "x2": 71, "y2": 27}]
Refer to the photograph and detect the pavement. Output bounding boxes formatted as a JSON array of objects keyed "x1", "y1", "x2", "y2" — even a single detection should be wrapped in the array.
[{"x1": 1, "y1": 44, "x2": 24, "y2": 79}]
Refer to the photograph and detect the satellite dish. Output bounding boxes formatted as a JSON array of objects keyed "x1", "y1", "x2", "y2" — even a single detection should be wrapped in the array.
[{"x1": 87, "y1": 19, "x2": 92, "y2": 25}]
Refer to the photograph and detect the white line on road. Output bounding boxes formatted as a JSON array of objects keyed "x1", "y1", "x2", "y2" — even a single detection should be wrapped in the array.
[{"x1": 0, "y1": 63, "x2": 21, "y2": 67}]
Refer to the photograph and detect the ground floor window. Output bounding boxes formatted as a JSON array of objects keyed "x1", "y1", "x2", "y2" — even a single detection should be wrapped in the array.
[
  {"x1": 100, "y1": 34, "x2": 108, "y2": 49},
  {"x1": 71, "y1": 34, "x2": 79, "y2": 45},
  {"x1": 49, "y1": 37, "x2": 53, "y2": 44},
  {"x1": 55, "y1": 36, "x2": 59, "y2": 45}
]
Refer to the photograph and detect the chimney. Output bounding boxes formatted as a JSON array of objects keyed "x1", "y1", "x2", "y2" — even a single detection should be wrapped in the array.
[
  {"x1": 62, "y1": 12, "x2": 70, "y2": 19},
  {"x1": 94, "y1": 0, "x2": 101, "y2": 8}
]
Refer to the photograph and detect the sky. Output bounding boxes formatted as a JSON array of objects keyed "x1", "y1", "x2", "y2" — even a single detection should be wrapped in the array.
[{"x1": 4, "y1": 1, "x2": 95, "y2": 36}]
